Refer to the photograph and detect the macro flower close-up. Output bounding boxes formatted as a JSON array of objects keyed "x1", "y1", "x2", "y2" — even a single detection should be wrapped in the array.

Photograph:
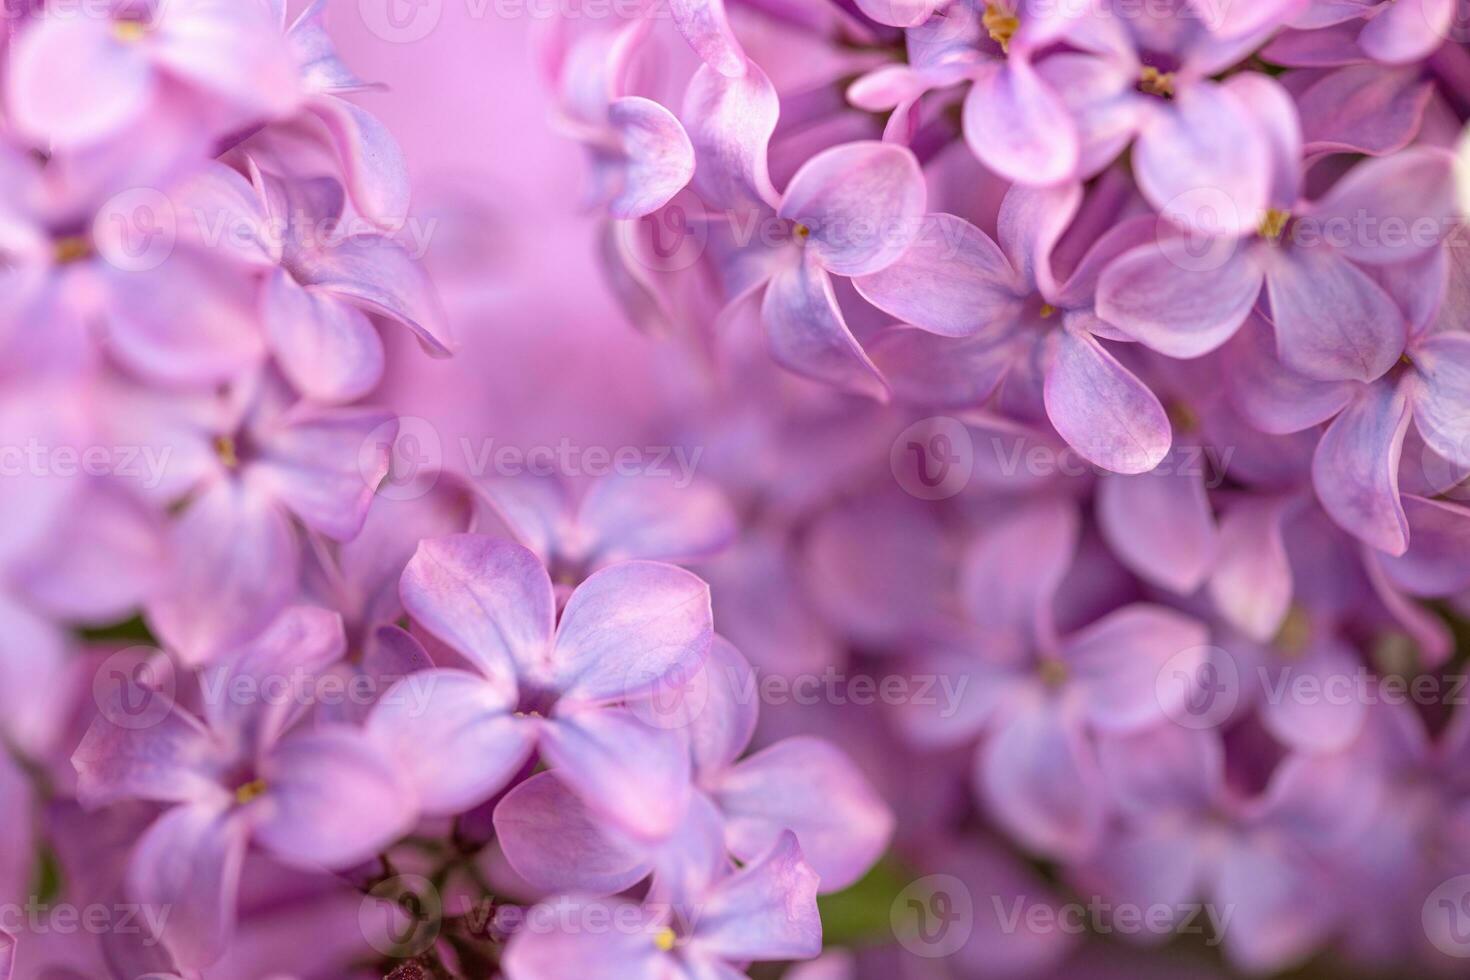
[{"x1": 5, "y1": 0, "x2": 1470, "y2": 978}]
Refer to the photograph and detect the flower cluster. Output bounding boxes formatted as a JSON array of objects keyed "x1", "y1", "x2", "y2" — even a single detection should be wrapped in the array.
[{"x1": 3, "y1": 0, "x2": 1470, "y2": 978}]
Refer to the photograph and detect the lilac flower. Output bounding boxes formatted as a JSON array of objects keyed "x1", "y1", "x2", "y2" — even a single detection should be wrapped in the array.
[
  {"x1": 1227, "y1": 292, "x2": 1470, "y2": 554},
  {"x1": 1266, "y1": 0, "x2": 1458, "y2": 65},
  {"x1": 855, "y1": 184, "x2": 1174, "y2": 473},
  {"x1": 548, "y1": 20, "x2": 696, "y2": 219},
  {"x1": 848, "y1": 1, "x2": 1085, "y2": 183},
  {"x1": 476, "y1": 471, "x2": 737, "y2": 584},
  {"x1": 103, "y1": 371, "x2": 396, "y2": 663},
  {"x1": 685, "y1": 61, "x2": 927, "y2": 397},
  {"x1": 494, "y1": 638, "x2": 893, "y2": 894},
  {"x1": 1056, "y1": 0, "x2": 1305, "y2": 226},
  {"x1": 274, "y1": 0, "x2": 413, "y2": 227},
  {"x1": 182, "y1": 159, "x2": 453, "y2": 402},
  {"x1": 367, "y1": 534, "x2": 712, "y2": 838},
  {"x1": 501, "y1": 832, "x2": 821, "y2": 980},
  {"x1": 72, "y1": 606, "x2": 412, "y2": 968},
  {"x1": 1078, "y1": 722, "x2": 1379, "y2": 973},
  {"x1": 1098, "y1": 74, "x2": 1456, "y2": 383},
  {"x1": 6, "y1": 0, "x2": 297, "y2": 149},
  {"x1": 898, "y1": 496, "x2": 1209, "y2": 858}
]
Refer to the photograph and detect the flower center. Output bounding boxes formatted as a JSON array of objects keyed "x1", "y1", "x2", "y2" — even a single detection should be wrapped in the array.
[
  {"x1": 793, "y1": 223, "x2": 811, "y2": 243},
  {"x1": 1167, "y1": 401, "x2": 1198, "y2": 435},
  {"x1": 983, "y1": 3, "x2": 1019, "y2": 51},
  {"x1": 234, "y1": 778, "x2": 268, "y2": 806},
  {"x1": 1038, "y1": 658, "x2": 1068, "y2": 688},
  {"x1": 1258, "y1": 208, "x2": 1290, "y2": 242},
  {"x1": 654, "y1": 927, "x2": 677, "y2": 952},
  {"x1": 112, "y1": 20, "x2": 147, "y2": 43},
  {"x1": 1038, "y1": 303, "x2": 1057, "y2": 319},
  {"x1": 213, "y1": 434, "x2": 240, "y2": 469},
  {"x1": 53, "y1": 235, "x2": 91, "y2": 264},
  {"x1": 1138, "y1": 66, "x2": 1175, "y2": 99},
  {"x1": 1274, "y1": 605, "x2": 1312, "y2": 657}
]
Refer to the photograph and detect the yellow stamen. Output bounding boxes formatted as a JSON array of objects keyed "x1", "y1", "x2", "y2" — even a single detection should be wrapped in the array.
[
  {"x1": 983, "y1": 3, "x2": 1020, "y2": 52},
  {"x1": 1138, "y1": 66, "x2": 1176, "y2": 99},
  {"x1": 1167, "y1": 401, "x2": 1199, "y2": 434},
  {"x1": 1038, "y1": 659, "x2": 1068, "y2": 688},
  {"x1": 1038, "y1": 303, "x2": 1057, "y2": 319},
  {"x1": 53, "y1": 236, "x2": 90, "y2": 264},
  {"x1": 654, "y1": 927, "x2": 677, "y2": 952},
  {"x1": 1258, "y1": 208, "x2": 1290, "y2": 242},
  {"x1": 213, "y1": 435, "x2": 240, "y2": 469},
  {"x1": 793, "y1": 223, "x2": 811, "y2": 242},
  {"x1": 1275, "y1": 605, "x2": 1312, "y2": 657},
  {"x1": 112, "y1": 20, "x2": 147, "y2": 43},
  {"x1": 234, "y1": 779, "x2": 268, "y2": 806}
]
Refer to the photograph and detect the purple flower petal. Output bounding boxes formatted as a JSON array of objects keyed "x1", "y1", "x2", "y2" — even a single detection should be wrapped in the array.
[
  {"x1": 128, "y1": 802, "x2": 250, "y2": 968},
  {"x1": 398, "y1": 535, "x2": 555, "y2": 684},
  {"x1": 690, "y1": 832, "x2": 822, "y2": 962},
  {"x1": 502, "y1": 897, "x2": 667, "y2": 980},
  {"x1": 1358, "y1": 0, "x2": 1455, "y2": 63},
  {"x1": 1263, "y1": 242, "x2": 1406, "y2": 382},
  {"x1": 1311, "y1": 380, "x2": 1414, "y2": 555},
  {"x1": 1208, "y1": 497, "x2": 1295, "y2": 641},
  {"x1": 1305, "y1": 147, "x2": 1456, "y2": 265},
  {"x1": 868, "y1": 325, "x2": 1020, "y2": 406},
  {"x1": 1377, "y1": 495, "x2": 1470, "y2": 596},
  {"x1": 852, "y1": 214, "x2": 1024, "y2": 337},
  {"x1": 577, "y1": 473, "x2": 737, "y2": 566},
  {"x1": 1410, "y1": 331, "x2": 1470, "y2": 467},
  {"x1": 979, "y1": 699, "x2": 1105, "y2": 859},
  {"x1": 7, "y1": 15, "x2": 154, "y2": 147},
  {"x1": 1043, "y1": 325, "x2": 1173, "y2": 475},
  {"x1": 366, "y1": 668, "x2": 532, "y2": 815},
  {"x1": 72, "y1": 706, "x2": 220, "y2": 808},
  {"x1": 294, "y1": 235, "x2": 453, "y2": 358},
  {"x1": 541, "y1": 706, "x2": 692, "y2": 840},
  {"x1": 552, "y1": 560, "x2": 712, "y2": 703},
  {"x1": 1134, "y1": 81, "x2": 1270, "y2": 237},
  {"x1": 962, "y1": 62, "x2": 1080, "y2": 187},
  {"x1": 606, "y1": 96, "x2": 696, "y2": 220},
  {"x1": 714, "y1": 736, "x2": 893, "y2": 893},
  {"x1": 303, "y1": 97, "x2": 412, "y2": 229},
  {"x1": 1258, "y1": 639, "x2": 1367, "y2": 752},
  {"x1": 961, "y1": 497, "x2": 1079, "y2": 647},
  {"x1": 1096, "y1": 450, "x2": 1218, "y2": 592},
  {"x1": 494, "y1": 771, "x2": 652, "y2": 895},
  {"x1": 761, "y1": 255, "x2": 890, "y2": 400},
  {"x1": 263, "y1": 268, "x2": 386, "y2": 403},
  {"x1": 255, "y1": 724, "x2": 413, "y2": 868},
  {"x1": 1066, "y1": 605, "x2": 1210, "y2": 731},
  {"x1": 778, "y1": 141, "x2": 927, "y2": 278},
  {"x1": 1224, "y1": 315, "x2": 1356, "y2": 433},
  {"x1": 683, "y1": 61, "x2": 781, "y2": 211},
  {"x1": 670, "y1": 0, "x2": 747, "y2": 77},
  {"x1": 1295, "y1": 64, "x2": 1433, "y2": 156},
  {"x1": 1097, "y1": 240, "x2": 1264, "y2": 358}
]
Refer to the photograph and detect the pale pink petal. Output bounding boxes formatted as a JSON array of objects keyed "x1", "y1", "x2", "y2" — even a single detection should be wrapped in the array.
[
  {"x1": 1066, "y1": 605, "x2": 1211, "y2": 730},
  {"x1": 691, "y1": 832, "x2": 822, "y2": 961},
  {"x1": 303, "y1": 96, "x2": 412, "y2": 228},
  {"x1": 1043, "y1": 325, "x2": 1173, "y2": 475},
  {"x1": 1208, "y1": 497, "x2": 1295, "y2": 641},
  {"x1": 684, "y1": 61, "x2": 780, "y2": 211},
  {"x1": 761, "y1": 256, "x2": 889, "y2": 400},
  {"x1": 397, "y1": 535, "x2": 555, "y2": 683},
  {"x1": 778, "y1": 141, "x2": 927, "y2": 277},
  {"x1": 606, "y1": 96, "x2": 695, "y2": 219},
  {"x1": 963, "y1": 62, "x2": 1080, "y2": 187},
  {"x1": 493, "y1": 771, "x2": 651, "y2": 895},
  {"x1": 1096, "y1": 241, "x2": 1264, "y2": 358},
  {"x1": 7, "y1": 16, "x2": 154, "y2": 147},
  {"x1": 1411, "y1": 331, "x2": 1470, "y2": 467},
  {"x1": 1311, "y1": 380, "x2": 1414, "y2": 555},
  {"x1": 670, "y1": 0, "x2": 747, "y2": 77},
  {"x1": 262, "y1": 268, "x2": 385, "y2": 403}
]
